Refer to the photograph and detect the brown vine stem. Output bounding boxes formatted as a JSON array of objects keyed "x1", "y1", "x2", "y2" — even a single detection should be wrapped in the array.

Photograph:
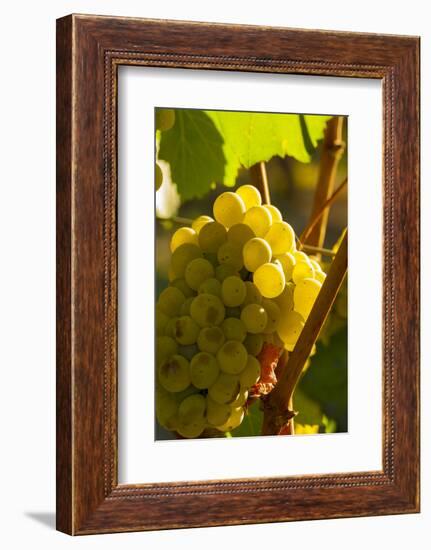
[
  {"x1": 298, "y1": 177, "x2": 347, "y2": 247},
  {"x1": 249, "y1": 161, "x2": 271, "y2": 204},
  {"x1": 262, "y1": 231, "x2": 348, "y2": 435},
  {"x1": 305, "y1": 116, "x2": 345, "y2": 249}
]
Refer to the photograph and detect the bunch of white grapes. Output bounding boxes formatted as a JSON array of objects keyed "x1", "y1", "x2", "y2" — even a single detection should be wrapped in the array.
[{"x1": 156, "y1": 185, "x2": 326, "y2": 438}]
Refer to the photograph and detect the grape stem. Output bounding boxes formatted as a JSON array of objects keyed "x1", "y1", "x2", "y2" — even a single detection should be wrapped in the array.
[
  {"x1": 304, "y1": 116, "x2": 346, "y2": 249},
  {"x1": 250, "y1": 162, "x2": 271, "y2": 204},
  {"x1": 261, "y1": 231, "x2": 348, "y2": 435}
]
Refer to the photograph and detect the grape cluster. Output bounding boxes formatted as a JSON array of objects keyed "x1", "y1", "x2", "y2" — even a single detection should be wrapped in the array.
[{"x1": 156, "y1": 185, "x2": 326, "y2": 438}]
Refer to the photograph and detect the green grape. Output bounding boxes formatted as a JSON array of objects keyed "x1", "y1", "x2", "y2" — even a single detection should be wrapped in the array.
[
  {"x1": 190, "y1": 293, "x2": 225, "y2": 327},
  {"x1": 213, "y1": 191, "x2": 246, "y2": 228},
  {"x1": 315, "y1": 270, "x2": 326, "y2": 284},
  {"x1": 185, "y1": 258, "x2": 215, "y2": 290},
  {"x1": 277, "y1": 310, "x2": 305, "y2": 350},
  {"x1": 171, "y1": 278, "x2": 195, "y2": 298},
  {"x1": 292, "y1": 260, "x2": 315, "y2": 284},
  {"x1": 240, "y1": 303, "x2": 268, "y2": 334},
  {"x1": 176, "y1": 395, "x2": 206, "y2": 439},
  {"x1": 253, "y1": 262, "x2": 285, "y2": 298},
  {"x1": 208, "y1": 372, "x2": 240, "y2": 405},
  {"x1": 156, "y1": 306, "x2": 169, "y2": 334},
  {"x1": 243, "y1": 237, "x2": 272, "y2": 272},
  {"x1": 242, "y1": 281, "x2": 263, "y2": 306},
  {"x1": 293, "y1": 278, "x2": 322, "y2": 319},
  {"x1": 157, "y1": 286, "x2": 185, "y2": 316},
  {"x1": 190, "y1": 352, "x2": 220, "y2": 389},
  {"x1": 180, "y1": 296, "x2": 194, "y2": 316},
  {"x1": 198, "y1": 221, "x2": 227, "y2": 253},
  {"x1": 264, "y1": 221, "x2": 295, "y2": 256},
  {"x1": 215, "y1": 263, "x2": 239, "y2": 282},
  {"x1": 156, "y1": 336, "x2": 178, "y2": 367},
  {"x1": 236, "y1": 184, "x2": 262, "y2": 209},
  {"x1": 171, "y1": 243, "x2": 202, "y2": 278},
  {"x1": 158, "y1": 354, "x2": 191, "y2": 393},
  {"x1": 156, "y1": 108, "x2": 175, "y2": 131},
  {"x1": 178, "y1": 344, "x2": 199, "y2": 361},
  {"x1": 155, "y1": 163, "x2": 163, "y2": 191},
  {"x1": 243, "y1": 333, "x2": 264, "y2": 356},
  {"x1": 275, "y1": 252, "x2": 296, "y2": 281},
  {"x1": 198, "y1": 277, "x2": 222, "y2": 297},
  {"x1": 217, "y1": 241, "x2": 243, "y2": 271},
  {"x1": 197, "y1": 326, "x2": 225, "y2": 354},
  {"x1": 192, "y1": 215, "x2": 213, "y2": 234},
  {"x1": 240, "y1": 355, "x2": 261, "y2": 387},
  {"x1": 227, "y1": 223, "x2": 255, "y2": 248},
  {"x1": 217, "y1": 340, "x2": 248, "y2": 374},
  {"x1": 222, "y1": 317, "x2": 247, "y2": 342},
  {"x1": 170, "y1": 227, "x2": 198, "y2": 252},
  {"x1": 206, "y1": 396, "x2": 231, "y2": 426},
  {"x1": 243, "y1": 206, "x2": 272, "y2": 237},
  {"x1": 262, "y1": 298, "x2": 281, "y2": 334},
  {"x1": 274, "y1": 283, "x2": 294, "y2": 314},
  {"x1": 216, "y1": 406, "x2": 245, "y2": 432},
  {"x1": 221, "y1": 275, "x2": 246, "y2": 308},
  {"x1": 172, "y1": 315, "x2": 200, "y2": 345},
  {"x1": 263, "y1": 204, "x2": 282, "y2": 223},
  {"x1": 156, "y1": 385, "x2": 179, "y2": 430}
]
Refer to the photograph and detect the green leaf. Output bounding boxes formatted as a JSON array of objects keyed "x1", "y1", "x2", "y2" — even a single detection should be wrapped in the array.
[
  {"x1": 230, "y1": 401, "x2": 263, "y2": 437},
  {"x1": 207, "y1": 111, "x2": 332, "y2": 168},
  {"x1": 158, "y1": 110, "x2": 226, "y2": 201}
]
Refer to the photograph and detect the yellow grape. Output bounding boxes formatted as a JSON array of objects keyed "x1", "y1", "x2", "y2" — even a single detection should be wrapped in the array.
[
  {"x1": 292, "y1": 261, "x2": 315, "y2": 284},
  {"x1": 240, "y1": 303, "x2": 268, "y2": 334},
  {"x1": 158, "y1": 354, "x2": 191, "y2": 393},
  {"x1": 157, "y1": 286, "x2": 185, "y2": 316},
  {"x1": 192, "y1": 215, "x2": 213, "y2": 234},
  {"x1": 274, "y1": 283, "x2": 294, "y2": 314},
  {"x1": 232, "y1": 387, "x2": 248, "y2": 407},
  {"x1": 215, "y1": 263, "x2": 239, "y2": 282},
  {"x1": 171, "y1": 243, "x2": 202, "y2": 278},
  {"x1": 277, "y1": 310, "x2": 305, "y2": 350},
  {"x1": 236, "y1": 184, "x2": 262, "y2": 209},
  {"x1": 315, "y1": 270, "x2": 326, "y2": 284},
  {"x1": 155, "y1": 386, "x2": 179, "y2": 430},
  {"x1": 227, "y1": 223, "x2": 255, "y2": 248},
  {"x1": 243, "y1": 237, "x2": 272, "y2": 272},
  {"x1": 275, "y1": 252, "x2": 296, "y2": 281},
  {"x1": 221, "y1": 276, "x2": 246, "y2": 307},
  {"x1": 156, "y1": 306, "x2": 169, "y2": 334},
  {"x1": 253, "y1": 262, "x2": 285, "y2": 298},
  {"x1": 176, "y1": 394, "x2": 206, "y2": 438},
  {"x1": 172, "y1": 315, "x2": 200, "y2": 346},
  {"x1": 170, "y1": 227, "x2": 198, "y2": 252},
  {"x1": 213, "y1": 191, "x2": 246, "y2": 228},
  {"x1": 171, "y1": 278, "x2": 195, "y2": 298},
  {"x1": 184, "y1": 258, "x2": 215, "y2": 290},
  {"x1": 198, "y1": 277, "x2": 222, "y2": 297},
  {"x1": 264, "y1": 221, "x2": 295, "y2": 255},
  {"x1": 180, "y1": 296, "x2": 195, "y2": 316},
  {"x1": 262, "y1": 298, "x2": 281, "y2": 334},
  {"x1": 217, "y1": 241, "x2": 243, "y2": 271},
  {"x1": 190, "y1": 293, "x2": 225, "y2": 327},
  {"x1": 240, "y1": 355, "x2": 261, "y2": 387},
  {"x1": 242, "y1": 281, "x2": 263, "y2": 306},
  {"x1": 156, "y1": 336, "x2": 178, "y2": 367},
  {"x1": 198, "y1": 221, "x2": 227, "y2": 253},
  {"x1": 243, "y1": 333, "x2": 264, "y2": 356},
  {"x1": 243, "y1": 206, "x2": 272, "y2": 237},
  {"x1": 156, "y1": 108, "x2": 175, "y2": 131},
  {"x1": 293, "y1": 278, "x2": 322, "y2": 319},
  {"x1": 221, "y1": 317, "x2": 247, "y2": 342},
  {"x1": 294, "y1": 250, "x2": 311, "y2": 264},
  {"x1": 263, "y1": 204, "x2": 282, "y2": 222},
  {"x1": 216, "y1": 406, "x2": 245, "y2": 432},
  {"x1": 208, "y1": 373, "x2": 240, "y2": 405},
  {"x1": 190, "y1": 352, "x2": 220, "y2": 389},
  {"x1": 197, "y1": 326, "x2": 225, "y2": 354},
  {"x1": 206, "y1": 396, "x2": 231, "y2": 426},
  {"x1": 217, "y1": 340, "x2": 248, "y2": 374}
]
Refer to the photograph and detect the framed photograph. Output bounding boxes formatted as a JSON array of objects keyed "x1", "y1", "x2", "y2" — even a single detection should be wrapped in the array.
[{"x1": 56, "y1": 14, "x2": 420, "y2": 535}]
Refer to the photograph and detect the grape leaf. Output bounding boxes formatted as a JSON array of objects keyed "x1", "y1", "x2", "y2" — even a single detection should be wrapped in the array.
[{"x1": 158, "y1": 110, "x2": 226, "y2": 201}]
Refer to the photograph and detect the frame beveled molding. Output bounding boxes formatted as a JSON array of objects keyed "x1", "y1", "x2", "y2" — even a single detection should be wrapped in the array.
[{"x1": 57, "y1": 14, "x2": 420, "y2": 535}]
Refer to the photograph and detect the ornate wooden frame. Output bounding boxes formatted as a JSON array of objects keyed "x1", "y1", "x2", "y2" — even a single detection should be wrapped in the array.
[{"x1": 56, "y1": 14, "x2": 420, "y2": 535}]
